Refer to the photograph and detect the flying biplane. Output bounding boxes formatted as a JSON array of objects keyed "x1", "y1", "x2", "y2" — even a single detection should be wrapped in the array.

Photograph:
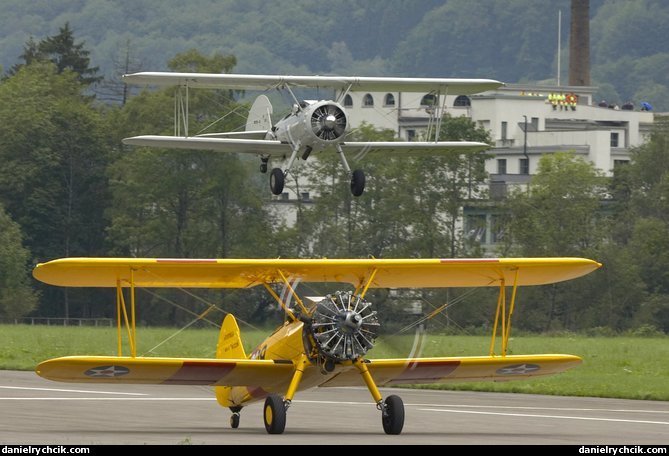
[
  {"x1": 121, "y1": 73, "x2": 503, "y2": 196},
  {"x1": 33, "y1": 257, "x2": 600, "y2": 435}
]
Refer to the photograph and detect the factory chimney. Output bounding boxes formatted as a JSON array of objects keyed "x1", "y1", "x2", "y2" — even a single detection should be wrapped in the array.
[{"x1": 569, "y1": 0, "x2": 590, "y2": 86}]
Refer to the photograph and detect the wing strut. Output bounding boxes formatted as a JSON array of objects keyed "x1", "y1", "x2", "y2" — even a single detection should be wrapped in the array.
[
  {"x1": 261, "y1": 269, "x2": 311, "y2": 321},
  {"x1": 489, "y1": 268, "x2": 520, "y2": 356},
  {"x1": 354, "y1": 267, "x2": 379, "y2": 300},
  {"x1": 174, "y1": 85, "x2": 190, "y2": 137},
  {"x1": 115, "y1": 274, "x2": 138, "y2": 357}
]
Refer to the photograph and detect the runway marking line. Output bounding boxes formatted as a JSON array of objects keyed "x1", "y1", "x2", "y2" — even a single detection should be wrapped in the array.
[
  {"x1": 420, "y1": 408, "x2": 669, "y2": 426},
  {"x1": 0, "y1": 397, "x2": 215, "y2": 400},
  {"x1": 295, "y1": 400, "x2": 669, "y2": 415},
  {"x1": 0, "y1": 385, "x2": 147, "y2": 396}
]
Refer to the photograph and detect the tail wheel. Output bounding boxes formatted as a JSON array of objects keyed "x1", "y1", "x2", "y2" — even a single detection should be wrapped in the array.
[
  {"x1": 270, "y1": 168, "x2": 285, "y2": 195},
  {"x1": 230, "y1": 412, "x2": 240, "y2": 429},
  {"x1": 381, "y1": 395, "x2": 404, "y2": 435},
  {"x1": 350, "y1": 169, "x2": 365, "y2": 196},
  {"x1": 263, "y1": 394, "x2": 287, "y2": 434}
]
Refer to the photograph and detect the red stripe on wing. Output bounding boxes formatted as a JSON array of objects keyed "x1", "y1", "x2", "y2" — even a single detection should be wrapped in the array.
[
  {"x1": 163, "y1": 361, "x2": 236, "y2": 385},
  {"x1": 439, "y1": 258, "x2": 500, "y2": 263},
  {"x1": 387, "y1": 360, "x2": 460, "y2": 385}
]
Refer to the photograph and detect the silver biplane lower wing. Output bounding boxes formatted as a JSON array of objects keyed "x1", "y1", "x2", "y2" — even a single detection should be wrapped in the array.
[{"x1": 122, "y1": 135, "x2": 491, "y2": 159}]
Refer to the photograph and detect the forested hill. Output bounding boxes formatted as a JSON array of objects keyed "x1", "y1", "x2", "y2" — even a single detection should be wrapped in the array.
[{"x1": 0, "y1": 0, "x2": 668, "y2": 109}]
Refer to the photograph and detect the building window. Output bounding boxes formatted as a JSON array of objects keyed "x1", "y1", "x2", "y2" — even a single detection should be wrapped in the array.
[
  {"x1": 611, "y1": 132, "x2": 619, "y2": 147},
  {"x1": 519, "y1": 158, "x2": 529, "y2": 175},
  {"x1": 531, "y1": 117, "x2": 539, "y2": 130},
  {"x1": 454, "y1": 95, "x2": 471, "y2": 107},
  {"x1": 420, "y1": 94, "x2": 437, "y2": 106},
  {"x1": 613, "y1": 159, "x2": 629, "y2": 168},
  {"x1": 490, "y1": 215, "x2": 506, "y2": 243},
  {"x1": 343, "y1": 94, "x2": 353, "y2": 107},
  {"x1": 497, "y1": 159, "x2": 507, "y2": 175},
  {"x1": 465, "y1": 215, "x2": 487, "y2": 243},
  {"x1": 384, "y1": 93, "x2": 395, "y2": 106},
  {"x1": 501, "y1": 121, "x2": 508, "y2": 141},
  {"x1": 407, "y1": 129, "x2": 416, "y2": 141},
  {"x1": 363, "y1": 93, "x2": 374, "y2": 107}
]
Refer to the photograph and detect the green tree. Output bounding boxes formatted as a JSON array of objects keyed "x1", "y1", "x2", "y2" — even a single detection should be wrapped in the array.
[
  {"x1": 10, "y1": 23, "x2": 102, "y2": 85},
  {"x1": 108, "y1": 49, "x2": 278, "y2": 325},
  {"x1": 503, "y1": 152, "x2": 609, "y2": 331},
  {"x1": 0, "y1": 204, "x2": 38, "y2": 319},
  {"x1": 0, "y1": 63, "x2": 112, "y2": 319}
]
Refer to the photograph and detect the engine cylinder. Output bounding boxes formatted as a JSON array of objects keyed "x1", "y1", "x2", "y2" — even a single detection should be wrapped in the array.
[{"x1": 309, "y1": 291, "x2": 379, "y2": 361}]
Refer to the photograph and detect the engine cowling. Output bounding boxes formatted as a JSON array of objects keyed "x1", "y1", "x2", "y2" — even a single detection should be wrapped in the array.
[
  {"x1": 309, "y1": 291, "x2": 379, "y2": 361},
  {"x1": 309, "y1": 102, "x2": 347, "y2": 141},
  {"x1": 273, "y1": 100, "x2": 348, "y2": 150}
]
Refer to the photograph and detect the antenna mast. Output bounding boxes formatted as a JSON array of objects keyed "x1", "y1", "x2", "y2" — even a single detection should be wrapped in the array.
[{"x1": 557, "y1": 9, "x2": 562, "y2": 86}]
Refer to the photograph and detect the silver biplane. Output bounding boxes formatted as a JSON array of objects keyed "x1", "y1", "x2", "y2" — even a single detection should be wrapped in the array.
[{"x1": 122, "y1": 73, "x2": 503, "y2": 196}]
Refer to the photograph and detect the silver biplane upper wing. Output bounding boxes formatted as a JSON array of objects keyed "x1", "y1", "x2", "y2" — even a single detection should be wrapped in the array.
[{"x1": 122, "y1": 72, "x2": 503, "y2": 94}]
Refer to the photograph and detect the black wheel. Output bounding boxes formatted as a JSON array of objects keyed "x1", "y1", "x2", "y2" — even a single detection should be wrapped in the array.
[
  {"x1": 270, "y1": 168, "x2": 285, "y2": 195},
  {"x1": 350, "y1": 169, "x2": 365, "y2": 196},
  {"x1": 263, "y1": 394, "x2": 287, "y2": 434},
  {"x1": 230, "y1": 412, "x2": 240, "y2": 429},
  {"x1": 382, "y1": 395, "x2": 404, "y2": 435}
]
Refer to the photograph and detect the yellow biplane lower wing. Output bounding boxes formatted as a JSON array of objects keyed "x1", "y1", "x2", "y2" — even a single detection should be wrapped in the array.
[
  {"x1": 36, "y1": 354, "x2": 580, "y2": 387},
  {"x1": 327, "y1": 354, "x2": 582, "y2": 386}
]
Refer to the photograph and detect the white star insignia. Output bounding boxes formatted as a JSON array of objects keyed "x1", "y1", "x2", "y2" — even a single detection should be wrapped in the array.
[
  {"x1": 84, "y1": 365, "x2": 130, "y2": 377},
  {"x1": 496, "y1": 363, "x2": 540, "y2": 375}
]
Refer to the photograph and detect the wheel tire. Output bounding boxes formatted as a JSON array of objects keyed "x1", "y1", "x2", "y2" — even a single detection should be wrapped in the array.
[
  {"x1": 263, "y1": 394, "x2": 287, "y2": 434},
  {"x1": 350, "y1": 169, "x2": 365, "y2": 196},
  {"x1": 230, "y1": 413, "x2": 240, "y2": 429},
  {"x1": 382, "y1": 395, "x2": 404, "y2": 435},
  {"x1": 270, "y1": 168, "x2": 285, "y2": 195}
]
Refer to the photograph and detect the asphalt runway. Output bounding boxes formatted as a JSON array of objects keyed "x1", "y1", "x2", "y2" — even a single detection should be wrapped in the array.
[{"x1": 1, "y1": 370, "x2": 667, "y2": 445}]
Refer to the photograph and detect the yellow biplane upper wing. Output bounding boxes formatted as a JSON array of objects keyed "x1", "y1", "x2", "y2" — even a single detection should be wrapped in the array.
[{"x1": 33, "y1": 257, "x2": 601, "y2": 289}]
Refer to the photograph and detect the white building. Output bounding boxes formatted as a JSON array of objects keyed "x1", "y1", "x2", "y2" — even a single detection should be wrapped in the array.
[
  {"x1": 269, "y1": 82, "x2": 657, "y2": 249},
  {"x1": 337, "y1": 83, "x2": 656, "y2": 249}
]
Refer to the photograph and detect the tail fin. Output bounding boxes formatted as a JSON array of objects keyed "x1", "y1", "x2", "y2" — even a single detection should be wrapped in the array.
[
  {"x1": 216, "y1": 314, "x2": 246, "y2": 359},
  {"x1": 245, "y1": 95, "x2": 273, "y2": 132},
  {"x1": 215, "y1": 314, "x2": 246, "y2": 408}
]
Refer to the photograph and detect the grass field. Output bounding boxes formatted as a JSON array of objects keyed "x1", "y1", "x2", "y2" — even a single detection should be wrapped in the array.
[{"x1": 1, "y1": 324, "x2": 667, "y2": 401}]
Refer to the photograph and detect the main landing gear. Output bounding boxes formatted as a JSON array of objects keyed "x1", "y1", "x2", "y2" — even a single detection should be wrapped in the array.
[
  {"x1": 261, "y1": 145, "x2": 367, "y2": 197},
  {"x1": 249, "y1": 354, "x2": 404, "y2": 435}
]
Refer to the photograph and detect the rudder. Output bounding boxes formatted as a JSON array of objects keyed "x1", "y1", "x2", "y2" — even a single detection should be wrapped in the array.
[
  {"x1": 245, "y1": 95, "x2": 273, "y2": 132},
  {"x1": 216, "y1": 314, "x2": 246, "y2": 359},
  {"x1": 215, "y1": 314, "x2": 246, "y2": 408}
]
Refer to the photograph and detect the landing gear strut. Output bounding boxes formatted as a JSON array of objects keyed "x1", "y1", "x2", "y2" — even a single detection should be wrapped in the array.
[{"x1": 354, "y1": 357, "x2": 405, "y2": 435}]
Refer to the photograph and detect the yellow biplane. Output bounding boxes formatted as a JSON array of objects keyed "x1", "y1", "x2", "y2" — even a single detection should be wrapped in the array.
[{"x1": 33, "y1": 257, "x2": 600, "y2": 435}]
